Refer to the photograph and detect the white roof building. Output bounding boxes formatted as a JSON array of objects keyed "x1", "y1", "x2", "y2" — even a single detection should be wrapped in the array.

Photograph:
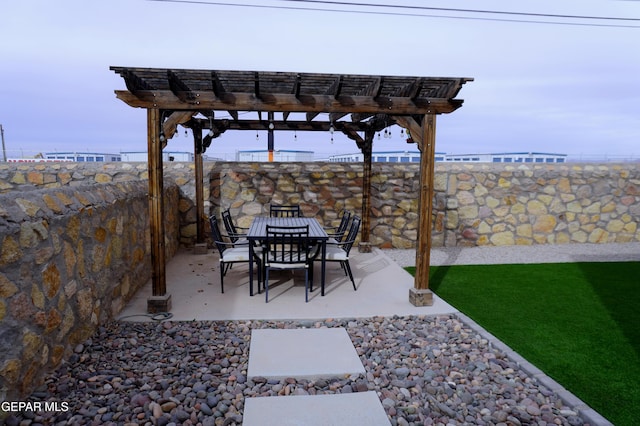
[
  {"x1": 236, "y1": 150, "x2": 315, "y2": 162},
  {"x1": 44, "y1": 152, "x2": 122, "y2": 162},
  {"x1": 325, "y1": 151, "x2": 567, "y2": 163}
]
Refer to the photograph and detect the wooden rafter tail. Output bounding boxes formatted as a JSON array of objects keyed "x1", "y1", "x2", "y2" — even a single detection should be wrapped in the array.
[
  {"x1": 292, "y1": 74, "x2": 302, "y2": 98},
  {"x1": 254, "y1": 71, "x2": 261, "y2": 100},
  {"x1": 329, "y1": 112, "x2": 348, "y2": 122},
  {"x1": 122, "y1": 69, "x2": 153, "y2": 95},
  {"x1": 211, "y1": 71, "x2": 235, "y2": 104},
  {"x1": 328, "y1": 75, "x2": 343, "y2": 98},
  {"x1": 361, "y1": 77, "x2": 383, "y2": 97},
  {"x1": 168, "y1": 70, "x2": 197, "y2": 104},
  {"x1": 306, "y1": 112, "x2": 320, "y2": 122}
]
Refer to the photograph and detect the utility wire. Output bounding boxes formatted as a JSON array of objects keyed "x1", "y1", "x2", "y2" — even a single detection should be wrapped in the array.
[
  {"x1": 283, "y1": 0, "x2": 640, "y2": 22},
  {"x1": 146, "y1": 0, "x2": 640, "y2": 28}
]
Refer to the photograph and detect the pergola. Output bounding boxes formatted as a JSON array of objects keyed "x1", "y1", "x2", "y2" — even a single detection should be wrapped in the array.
[{"x1": 110, "y1": 66, "x2": 472, "y2": 313}]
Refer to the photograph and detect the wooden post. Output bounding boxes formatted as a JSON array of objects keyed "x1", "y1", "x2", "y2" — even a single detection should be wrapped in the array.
[
  {"x1": 147, "y1": 109, "x2": 171, "y2": 313},
  {"x1": 358, "y1": 134, "x2": 374, "y2": 253},
  {"x1": 192, "y1": 121, "x2": 206, "y2": 252},
  {"x1": 409, "y1": 114, "x2": 436, "y2": 306}
]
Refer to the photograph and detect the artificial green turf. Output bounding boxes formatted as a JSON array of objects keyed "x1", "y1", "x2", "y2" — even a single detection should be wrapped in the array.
[{"x1": 406, "y1": 262, "x2": 640, "y2": 426}]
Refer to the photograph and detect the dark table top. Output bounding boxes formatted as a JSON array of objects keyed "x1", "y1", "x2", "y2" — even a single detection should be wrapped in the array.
[{"x1": 246, "y1": 217, "x2": 328, "y2": 240}]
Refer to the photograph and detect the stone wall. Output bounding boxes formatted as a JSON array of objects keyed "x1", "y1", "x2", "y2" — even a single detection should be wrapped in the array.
[
  {"x1": 209, "y1": 162, "x2": 640, "y2": 248},
  {"x1": 6, "y1": 161, "x2": 637, "y2": 250},
  {"x1": 0, "y1": 161, "x2": 205, "y2": 247},
  {"x1": 0, "y1": 180, "x2": 180, "y2": 400},
  {"x1": 438, "y1": 163, "x2": 640, "y2": 246}
]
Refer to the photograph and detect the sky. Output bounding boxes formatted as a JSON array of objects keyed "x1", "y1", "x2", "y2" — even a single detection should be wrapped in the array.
[{"x1": 1, "y1": 0, "x2": 639, "y2": 161}]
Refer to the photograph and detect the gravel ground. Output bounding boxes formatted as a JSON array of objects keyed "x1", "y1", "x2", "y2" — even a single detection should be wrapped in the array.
[
  {"x1": 9, "y1": 243, "x2": 631, "y2": 425},
  {"x1": 7, "y1": 315, "x2": 589, "y2": 426}
]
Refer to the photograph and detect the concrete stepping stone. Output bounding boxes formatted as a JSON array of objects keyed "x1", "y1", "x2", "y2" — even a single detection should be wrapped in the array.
[
  {"x1": 248, "y1": 328, "x2": 365, "y2": 379},
  {"x1": 243, "y1": 391, "x2": 390, "y2": 426}
]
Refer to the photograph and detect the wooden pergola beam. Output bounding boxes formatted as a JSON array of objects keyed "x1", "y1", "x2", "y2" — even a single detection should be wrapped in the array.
[
  {"x1": 114, "y1": 91, "x2": 463, "y2": 115},
  {"x1": 188, "y1": 118, "x2": 389, "y2": 133}
]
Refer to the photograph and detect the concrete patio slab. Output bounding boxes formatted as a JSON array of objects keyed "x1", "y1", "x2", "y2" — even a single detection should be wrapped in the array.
[
  {"x1": 243, "y1": 391, "x2": 390, "y2": 426},
  {"x1": 247, "y1": 328, "x2": 365, "y2": 380},
  {"x1": 117, "y1": 247, "x2": 458, "y2": 321}
]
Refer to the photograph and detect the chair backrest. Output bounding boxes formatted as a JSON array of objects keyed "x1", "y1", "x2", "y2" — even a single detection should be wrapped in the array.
[
  {"x1": 264, "y1": 225, "x2": 310, "y2": 265},
  {"x1": 221, "y1": 209, "x2": 241, "y2": 243},
  {"x1": 334, "y1": 211, "x2": 352, "y2": 241},
  {"x1": 269, "y1": 204, "x2": 301, "y2": 218},
  {"x1": 208, "y1": 216, "x2": 228, "y2": 255},
  {"x1": 341, "y1": 215, "x2": 361, "y2": 255}
]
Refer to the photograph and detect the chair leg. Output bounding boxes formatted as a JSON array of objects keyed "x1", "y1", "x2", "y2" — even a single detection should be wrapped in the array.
[
  {"x1": 340, "y1": 262, "x2": 348, "y2": 276},
  {"x1": 343, "y1": 260, "x2": 356, "y2": 291},
  {"x1": 256, "y1": 260, "x2": 262, "y2": 294},
  {"x1": 265, "y1": 267, "x2": 270, "y2": 303},
  {"x1": 309, "y1": 261, "x2": 314, "y2": 292},
  {"x1": 220, "y1": 261, "x2": 225, "y2": 293},
  {"x1": 304, "y1": 268, "x2": 309, "y2": 303}
]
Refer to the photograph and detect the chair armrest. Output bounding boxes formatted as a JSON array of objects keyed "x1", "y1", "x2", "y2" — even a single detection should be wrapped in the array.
[
  {"x1": 329, "y1": 236, "x2": 357, "y2": 248},
  {"x1": 228, "y1": 231, "x2": 248, "y2": 238},
  {"x1": 326, "y1": 231, "x2": 344, "y2": 238},
  {"x1": 213, "y1": 239, "x2": 236, "y2": 248}
]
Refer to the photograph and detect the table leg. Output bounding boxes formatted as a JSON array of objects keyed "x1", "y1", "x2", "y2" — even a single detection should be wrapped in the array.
[
  {"x1": 249, "y1": 241, "x2": 254, "y2": 296},
  {"x1": 321, "y1": 241, "x2": 326, "y2": 296}
]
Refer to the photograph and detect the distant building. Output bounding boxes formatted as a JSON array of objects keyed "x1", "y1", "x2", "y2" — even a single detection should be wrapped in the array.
[
  {"x1": 444, "y1": 152, "x2": 567, "y2": 163},
  {"x1": 326, "y1": 151, "x2": 567, "y2": 163},
  {"x1": 7, "y1": 158, "x2": 73, "y2": 163},
  {"x1": 120, "y1": 151, "x2": 194, "y2": 162},
  {"x1": 236, "y1": 150, "x2": 315, "y2": 162},
  {"x1": 44, "y1": 152, "x2": 122, "y2": 162},
  {"x1": 327, "y1": 151, "x2": 436, "y2": 163}
]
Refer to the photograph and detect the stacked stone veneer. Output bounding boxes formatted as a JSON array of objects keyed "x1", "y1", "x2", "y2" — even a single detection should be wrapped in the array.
[
  {"x1": 0, "y1": 162, "x2": 203, "y2": 247},
  {"x1": 436, "y1": 162, "x2": 640, "y2": 246},
  {"x1": 210, "y1": 162, "x2": 640, "y2": 248},
  {"x1": 0, "y1": 164, "x2": 181, "y2": 401},
  {"x1": 0, "y1": 160, "x2": 639, "y2": 401}
]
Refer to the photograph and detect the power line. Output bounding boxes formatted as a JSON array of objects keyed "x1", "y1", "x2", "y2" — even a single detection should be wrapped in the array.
[
  {"x1": 146, "y1": 0, "x2": 640, "y2": 28},
  {"x1": 284, "y1": 0, "x2": 640, "y2": 22}
]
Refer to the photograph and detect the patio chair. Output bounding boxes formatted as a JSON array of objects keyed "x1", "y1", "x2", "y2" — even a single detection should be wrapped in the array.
[
  {"x1": 324, "y1": 210, "x2": 351, "y2": 244},
  {"x1": 316, "y1": 215, "x2": 361, "y2": 291},
  {"x1": 209, "y1": 215, "x2": 261, "y2": 293},
  {"x1": 221, "y1": 208, "x2": 249, "y2": 245},
  {"x1": 262, "y1": 224, "x2": 314, "y2": 302},
  {"x1": 269, "y1": 204, "x2": 301, "y2": 218}
]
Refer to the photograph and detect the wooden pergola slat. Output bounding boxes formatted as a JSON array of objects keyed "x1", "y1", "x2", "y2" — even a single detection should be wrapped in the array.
[{"x1": 111, "y1": 66, "x2": 472, "y2": 313}]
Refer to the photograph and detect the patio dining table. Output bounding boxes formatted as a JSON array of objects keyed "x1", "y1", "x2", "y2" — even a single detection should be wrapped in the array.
[{"x1": 246, "y1": 216, "x2": 328, "y2": 297}]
